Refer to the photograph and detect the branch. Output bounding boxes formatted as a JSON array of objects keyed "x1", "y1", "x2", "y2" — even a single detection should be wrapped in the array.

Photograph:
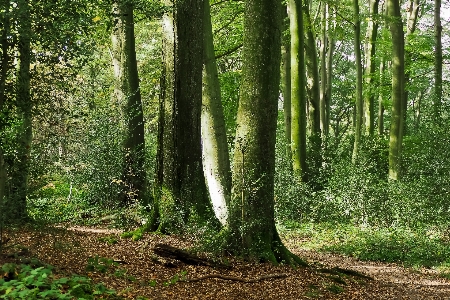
[
  {"x1": 215, "y1": 44, "x2": 243, "y2": 59},
  {"x1": 181, "y1": 273, "x2": 289, "y2": 283},
  {"x1": 211, "y1": 0, "x2": 243, "y2": 6}
]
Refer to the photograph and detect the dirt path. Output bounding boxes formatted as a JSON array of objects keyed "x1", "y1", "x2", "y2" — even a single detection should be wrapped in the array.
[{"x1": 2, "y1": 225, "x2": 450, "y2": 299}]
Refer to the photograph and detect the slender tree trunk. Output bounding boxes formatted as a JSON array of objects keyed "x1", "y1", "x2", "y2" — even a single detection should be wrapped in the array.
[
  {"x1": 434, "y1": 0, "x2": 442, "y2": 123},
  {"x1": 413, "y1": 90, "x2": 423, "y2": 130},
  {"x1": 404, "y1": 0, "x2": 420, "y2": 134},
  {"x1": 201, "y1": 0, "x2": 231, "y2": 225},
  {"x1": 153, "y1": 0, "x2": 219, "y2": 233},
  {"x1": 304, "y1": 5, "x2": 320, "y2": 136},
  {"x1": 281, "y1": 4, "x2": 292, "y2": 160},
  {"x1": 226, "y1": 0, "x2": 305, "y2": 265},
  {"x1": 351, "y1": 0, "x2": 363, "y2": 164},
  {"x1": 319, "y1": 3, "x2": 327, "y2": 136},
  {"x1": 0, "y1": 2, "x2": 9, "y2": 213},
  {"x1": 290, "y1": 0, "x2": 308, "y2": 182},
  {"x1": 363, "y1": 0, "x2": 379, "y2": 136},
  {"x1": 325, "y1": 5, "x2": 335, "y2": 138},
  {"x1": 378, "y1": 59, "x2": 385, "y2": 135},
  {"x1": 303, "y1": 3, "x2": 321, "y2": 184},
  {"x1": 10, "y1": 0, "x2": 32, "y2": 220},
  {"x1": 387, "y1": 0, "x2": 405, "y2": 181},
  {"x1": 111, "y1": 1, "x2": 147, "y2": 206}
]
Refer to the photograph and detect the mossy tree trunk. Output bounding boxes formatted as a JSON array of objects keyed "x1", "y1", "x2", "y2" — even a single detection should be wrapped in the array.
[
  {"x1": 225, "y1": 0, "x2": 305, "y2": 265},
  {"x1": 9, "y1": 0, "x2": 32, "y2": 220},
  {"x1": 434, "y1": 0, "x2": 442, "y2": 123},
  {"x1": 387, "y1": 0, "x2": 405, "y2": 181},
  {"x1": 152, "y1": 0, "x2": 219, "y2": 233},
  {"x1": 281, "y1": 4, "x2": 292, "y2": 161},
  {"x1": 111, "y1": 0, "x2": 147, "y2": 206},
  {"x1": 363, "y1": 0, "x2": 379, "y2": 136},
  {"x1": 351, "y1": 0, "x2": 363, "y2": 164},
  {"x1": 201, "y1": 0, "x2": 231, "y2": 226},
  {"x1": 290, "y1": 0, "x2": 308, "y2": 182}
]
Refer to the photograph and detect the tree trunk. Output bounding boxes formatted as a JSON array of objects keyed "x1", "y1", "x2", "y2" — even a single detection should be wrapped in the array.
[
  {"x1": 201, "y1": 0, "x2": 231, "y2": 226},
  {"x1": 111, "y1": 1, "x2": 147, "y2": 206},
  {"x1": 387, "y1": 0, "x2": 405, "y2": 181},
  {"x1": 325, "y1": 5, "x2": 335, "y2": 138},
  {"x1": 363, "y1": 0, "x2": 379, "y2": 136},
  {"x1": 351, "y1": 0, "x2": 363, "y2": 164},
  {"x1": 303, "y1": 3, "x2": 321, "y2": 185},
  {"x1": 10, "y1": 0, "x2": 32, "y2": 220},
  {"x1": 319, "y1": 3, "x2": 327, "y2": 136},
  {"x1": 281, "y1": 4, "x2": 292, "y2": 160},
  {"x1": 404, "y1": 0, "x2": 420, "y2": 134},
  {"x1": 434, "y1": 0, "x2": 442, "y2": 123},
  {"x1": 152, "y1": 0, "x2": 219, "y2": 233},
  {"x1": 226, "y1": 0, "x2": 305, "y2": 265},
  {"x1": 290, "y1": 0, "x2": 308, "y2": 182},
  {"x1": 378, "y1": 59, "x2": 385, "y2": 136}
]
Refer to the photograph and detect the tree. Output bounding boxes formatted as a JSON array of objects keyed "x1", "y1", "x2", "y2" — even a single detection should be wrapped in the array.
[
  {"x1": 201, "y1": 0, "x2": 231, "y2": 225},
  {"x1": 9, "y1": 0, "x2": 32, "y2": 220},
  {"x1": 281, "y1": 4, "x2": 292, "y2": 161},
  {"x1": 152, "y1": 0, "x2": 219, "y2": 232},
  {"x1": 434, "y1": 0, "x2": 442, "y2": 122},
  {"x1": 290, "y1": 0, "x2": 307, "y2": 182},
  {"x1": 225, "y1": 0, "x2": 304, "y2": 264},
  {"x1": 387, "y1": 0, "x2": 405, "y2": 181},
  {"x1": 351, "y1": 0, "x2": 363, "y2": 164},
  {"x1": 111, "y1": 0, "x2": 147, "y2": 206},
  {"x1": 363, "y1": 0, "x2": 379, "y2": 136}
]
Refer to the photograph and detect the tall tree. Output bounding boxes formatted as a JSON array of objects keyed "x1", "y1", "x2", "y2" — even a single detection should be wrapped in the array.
[
  {"x1": 404, "y1": 0, "x2": 420, "y2": 134},
  {"x1": 325, "y1": 5, "x2": 335, "y2": 138},
  {"x1": 434, "y1": 0, "x2": 442, "y2": 122},
  {"x1": 363, "y1": 0, "x2": 379, "y2": 136},
  {"x1": 201, "y1": 0, "x2": 231, "y2": 225},
  {"x1": 152, "y1": 0, "x2": 219, "y2": 232},
  {"x1": 290, "y1": 0, "x2": 307, "y2": 182},
  {"x1": 9, "y1": 0, "x2": 32, "y2": 220},
  {"x1": 226, "y1": 0, "x2": 304, "y2": 264},
  {"x1": 319, "y1": 3, "x2": 327, "y2": 136},
  {"x1": 111, "y1": 0, "x2": 147, "y2": 206},
  {"x1": 351, "y1": 0, "x2": 363, "y2": 164},
  {"x1": 281, "y1": 4, "x2": 292, "y2": 161},
  {"x1": 387, "y1": 0, "x2": 405, "y2": 181}
]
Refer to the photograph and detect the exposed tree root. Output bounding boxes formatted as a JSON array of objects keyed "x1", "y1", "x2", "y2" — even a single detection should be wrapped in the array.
[{"x1": 181, "y1": 273, "x2": 289, "y2": 283}]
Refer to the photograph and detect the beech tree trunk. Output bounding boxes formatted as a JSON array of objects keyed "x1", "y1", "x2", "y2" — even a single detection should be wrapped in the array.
[
  {"x1": 351, "y1": 0, "x2": 363, "y2": 164},
  {"x1": 111, "y1": 1, "x2": 147, "y2": 206},
  {"x1": 387, "y1": 0, "x2": 405, "y2": 181},
  {"x1": 226, "y1": 0, "x2": 304, "y2": 265},
  {"x1": 281, "y1": 4, "x2": 292, "y2": 161},
  {"x1": 363, "y1": 0, "x2": 379, "y2": 136},
  {"x1": 434, "y1": 0, "x2": 442, "y2": 122},
  {"x1": 201, "y1": 0, "x2": 231, "y2": 225},
  {"x1": 153, "y1": 0, "x2": 219, "y2": 233}
]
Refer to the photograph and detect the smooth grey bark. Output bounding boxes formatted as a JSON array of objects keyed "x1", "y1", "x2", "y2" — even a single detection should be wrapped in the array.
[
  {"x1": 153, "y1": 0, "x2": 219, "y2": 233},
  {"x1": 304, "y1": 4, "x2": 321, "y2": 136},
  {"x1": 226, "y1": 0, "x2": 305, "y2": 265},
  {"x1": 434, "y1": 0, "x2": 442, "y2": 122},
  {"x1": 290, "y1": 0, "x2": 308, "y2": 182},
  {"x1": 363, "y1": 0, "x2": 379, "y2": 136},
  {"x1": 319, "y1": 3, "x2": 327, "y2": 136},
  {"x1": 404, "y1": 0, "x2": 420, "y2": 134},
  {"x1": 378, "y1": 59, "x2": 385, "y2": 135},
  {"x1": 387, "y1": 0, "x2": 405, "y2": 181},
  {"x1": 111, "y1": 1, "x2": 147, "y2": 206},
  {"x1": 351, "y1": 0, "x2": 363, "y2": 164},
  {"x1": 201, "y1": 0, "x2": 231, "y2": 226},
  {"x1": 9, "y1": 0, "x2": 32, "y2": 220},
  {"x1": 325, "y1": 5, "x2": 335, "y2": 138},
  {"x1": 281, "y1": 4, "x2": 292, "y2": 161}
]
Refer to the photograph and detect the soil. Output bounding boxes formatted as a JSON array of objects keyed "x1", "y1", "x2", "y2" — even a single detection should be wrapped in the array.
[{"x1": 1, "y1": 225, "x2": 449, "y2": 299}]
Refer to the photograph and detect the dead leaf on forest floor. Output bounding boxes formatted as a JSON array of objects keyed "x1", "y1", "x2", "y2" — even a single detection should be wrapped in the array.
[{"x1": 1, "y1": 225, "x2": 449, "y2": 299}]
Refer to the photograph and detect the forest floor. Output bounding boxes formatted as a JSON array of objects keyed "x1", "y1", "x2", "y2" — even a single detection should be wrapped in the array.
[{"x1": 1, "y1": 224, "x2": 450, "y2": 299}]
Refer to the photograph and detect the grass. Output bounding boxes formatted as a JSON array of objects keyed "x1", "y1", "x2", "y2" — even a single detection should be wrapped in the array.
[{"x1": 279, "y1": 221, "x2": 450, "y2": 270}]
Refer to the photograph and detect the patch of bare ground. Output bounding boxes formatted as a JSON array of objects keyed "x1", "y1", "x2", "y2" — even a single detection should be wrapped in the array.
[{"x1": 1, "y1": 225, "x2": 449, "y2": 299}]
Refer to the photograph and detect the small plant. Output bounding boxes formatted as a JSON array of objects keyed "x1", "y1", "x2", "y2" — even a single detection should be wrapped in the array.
[
  {"x1": 0, "y1": 263, "x2": 117, "y2": 299},
  {"x1": 98, "y1": 236, "x2": 118, "y2": 245},
  {"x1": 163, "y1": 270, "x2": 187, "y2": 286},
  {"x1": 86, "y1": 255, "x2": 118, "y2": 273}
]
